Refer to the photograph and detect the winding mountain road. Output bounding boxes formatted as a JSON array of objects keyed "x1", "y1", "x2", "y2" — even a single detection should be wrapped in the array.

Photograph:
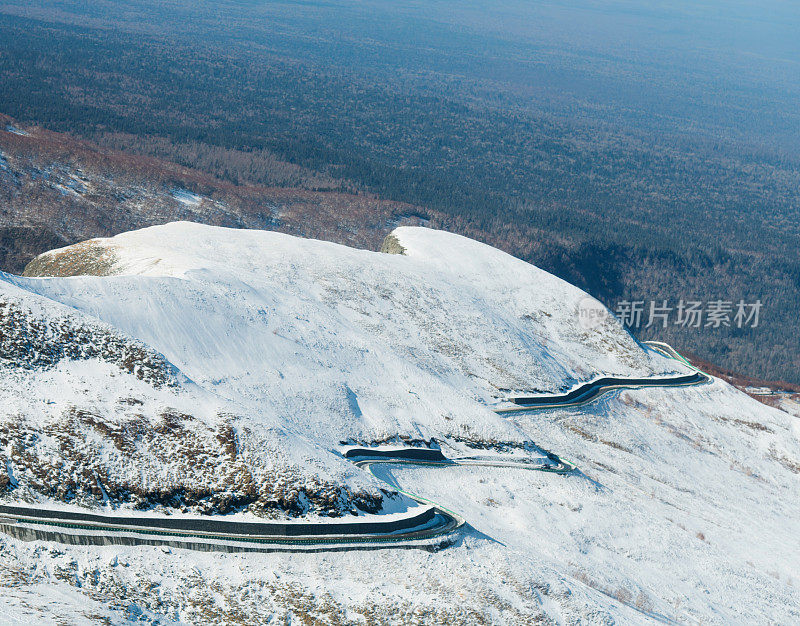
[
  {"x1": 498, "y1": 341, "x2": 709, "y2": 413},
  {"x1": 0, "y1": 342, "x2": 709, "y2": 552}
]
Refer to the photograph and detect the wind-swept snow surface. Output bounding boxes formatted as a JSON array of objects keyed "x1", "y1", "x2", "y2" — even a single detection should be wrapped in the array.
[
  {"x1": 15, "y1": 223, "x2": 678, "y2": 441},
  {"x1": 0, "y1": 223, "x2": 797, "y2": 623}
]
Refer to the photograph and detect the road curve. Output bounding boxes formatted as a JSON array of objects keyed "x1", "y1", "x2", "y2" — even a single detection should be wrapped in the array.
[
  {"x1": 0, "y1": 482, "x2": 458, "y2": 554},
  {"x1": 497, "y1": 343, "x2": 710, "y2": 413}
]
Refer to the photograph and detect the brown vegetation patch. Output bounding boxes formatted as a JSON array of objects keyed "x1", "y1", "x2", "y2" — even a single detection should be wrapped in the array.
[
  {"x1": 0, "y1": 409, "x2": 383, "y2": 518},
  {"x1": 22, "y1": 240, "x2": 118, "y2": 277},
  {"x1": 0, "y1": 298, "x2": 177, "y2": 387},
  {"x1": 563, "y1": 422, "x2": 634, "y2": 454}
]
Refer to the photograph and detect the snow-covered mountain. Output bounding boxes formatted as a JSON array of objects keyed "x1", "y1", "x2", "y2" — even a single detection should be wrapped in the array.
[{"x1": 0, "y1": 223, "x2": 798, "y2": 624}]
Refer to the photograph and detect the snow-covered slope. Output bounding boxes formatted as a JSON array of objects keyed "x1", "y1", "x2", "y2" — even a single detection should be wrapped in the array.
[
  {"x1": 1, "y1": 223, "x2": 797, "y2": 624},
  {"x1": 0, "y1": 277, "x2": 383, "y2": 519},
  {"x1": 13, "y1": 222, "x2": 678, "y2": 441}
]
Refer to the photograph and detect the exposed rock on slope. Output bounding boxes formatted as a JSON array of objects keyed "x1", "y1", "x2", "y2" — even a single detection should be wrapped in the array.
[
  {"x1": 379, "y1": 233, "x2": 406, "y2": 255},
  {"x1": 21, "y1": 240, "x2": 119, "y2": 278},
  {"x1": 0, "y1": 405, "x2": 381, "y2": 516}
]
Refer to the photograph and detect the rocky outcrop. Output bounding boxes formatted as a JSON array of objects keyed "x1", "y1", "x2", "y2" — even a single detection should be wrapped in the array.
[
  {"x1": 22, "y1": 240, "x2": 119, "y2": 278},
  {"x1": 379, "y1": 233, "x2": 406, "y2": 255}
]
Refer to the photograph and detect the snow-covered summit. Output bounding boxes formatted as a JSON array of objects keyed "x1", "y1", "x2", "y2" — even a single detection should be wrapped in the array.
[
  {"x1": 28, "y1": 222, "x2": 677, "y2": 364},
  {"x1": 14, "y1": 223, "x2": 684, "y2": 444}
]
